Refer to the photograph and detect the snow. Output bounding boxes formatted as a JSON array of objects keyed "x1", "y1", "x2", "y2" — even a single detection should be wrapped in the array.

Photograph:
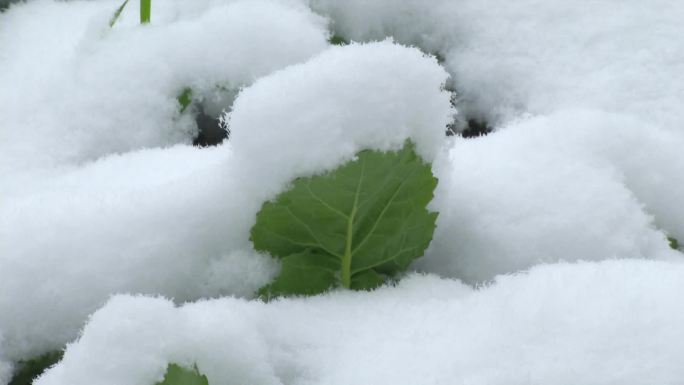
[
  {"x1": 311, "y1": 0, "x2": 684, "y2": 128},
  {"x1": 0, "y1": 0, "x2": 329, "y2": 174},
  {"x1": 309, "y1": 0, "x2": 684, "y2": 280},
  {"x1": 2, "y1": 0, "x2": 684, "y2": 382},
  {"x1": 0, "y1": 0, "x2": 330, "y2": 364},
  {"x1": 0, "y1": 35, "x2": 452, "y2": 362},
  {"x1": 36, "y1": 261, "x2": 684, "y2": 385},
  {"x1": 424, "y1": 109, "x2": 684, "y2": 282},
  {"x1": 0, "y1": 359, "x2": 9, "y2": 385},
  {"x1": 227, "y1": 39, "x2": 453, "y2": 200}
]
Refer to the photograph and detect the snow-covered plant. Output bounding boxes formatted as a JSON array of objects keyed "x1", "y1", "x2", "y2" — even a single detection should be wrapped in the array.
[
  {"x1": 155, "y1": 364, "x2": 207, "y2": 385},
  {"x1": 5, "y1": 352, "x2": 62, "y2": 385},
  {"x1": 110, "y1": 0, "x2": 149, "y2": 26},
  {"x1": 109, "y1": 0, "x2": 199, "y2": 129},
  {"x1": 251, "y1": 141, "x2": 438, "y2": 298}
]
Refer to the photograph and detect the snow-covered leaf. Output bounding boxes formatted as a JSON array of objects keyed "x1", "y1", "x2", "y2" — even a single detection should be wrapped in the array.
[
  {"x1": 155, "y1": 364, "x2": 207, "y2": 385},
  {"x1": 251, "y1": 141, "x2": 438, "y2": 297}
]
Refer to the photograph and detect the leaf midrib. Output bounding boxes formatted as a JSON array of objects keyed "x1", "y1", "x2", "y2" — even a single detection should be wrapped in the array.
[{"x1": 341, "y1": 157, "x2": 366, "y2": 288}]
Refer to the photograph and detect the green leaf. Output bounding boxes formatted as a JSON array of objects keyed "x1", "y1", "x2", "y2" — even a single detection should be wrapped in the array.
[
  {"x1": 9, "y1": 351, "x2": 63, "y2": 385},
  {"x1": 350, "y1": 269, "x2": 386, "y2": 291},
  {"x1": 258, "y1": 250, "x2": 338, "y2": 298},
  {"x1": 177, "y1": 87, "x2": 193, "y2": 114},
  {"x1": 251, "y1": 141, "x2": 438, "y2": 297},
  {"x1": 108, "y1": 0, "x2": 129, "y2": 28},
  {"x1": 329, "y1": 35, "x2": 348, "y2": 46},
  {"x1": 155, "y1": 364, "x2": 208, "y2": 385},
  {"x1": 669, "y1": 236, "x2": 680, "y2": 250}
]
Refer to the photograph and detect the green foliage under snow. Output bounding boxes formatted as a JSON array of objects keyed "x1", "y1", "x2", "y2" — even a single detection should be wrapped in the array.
[
  {"x1": 251, "y1": 141, "x2": 438, "y2": 298},
  {"x1": 154, "y1": 364, "x2": 208, "y2": 385}
]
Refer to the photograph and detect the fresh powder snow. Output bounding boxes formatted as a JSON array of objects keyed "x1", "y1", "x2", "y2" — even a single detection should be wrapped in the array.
[{"x1": 1, "y1": 0, "x2": 683, "y2": 383}]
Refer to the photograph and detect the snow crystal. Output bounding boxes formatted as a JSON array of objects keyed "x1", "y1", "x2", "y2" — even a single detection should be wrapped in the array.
[{"x1": 36, "y1": 260, "x2": 684, "y2": 385}]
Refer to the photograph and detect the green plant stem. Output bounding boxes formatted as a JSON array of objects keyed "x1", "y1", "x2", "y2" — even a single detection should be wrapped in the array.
[{"x1": 140, "y1": 0, "x2": 151, "y2": 24}]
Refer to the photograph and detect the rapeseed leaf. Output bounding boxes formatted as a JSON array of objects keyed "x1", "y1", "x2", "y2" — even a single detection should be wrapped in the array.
[
  {"x1": 155, "y1": 364, "x2": 208, "y2": 385},
  {"x1": 252, "y1": 141, "x2": 438, "y2": 298}
]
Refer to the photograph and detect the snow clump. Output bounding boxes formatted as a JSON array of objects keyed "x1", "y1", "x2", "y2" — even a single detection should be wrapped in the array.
[
  {"x1": 0, "y1": 35, "x2": 453, "y2": 363},
  {"x1": 37, "y1": 260, "x2": 684, "y2": 385}
]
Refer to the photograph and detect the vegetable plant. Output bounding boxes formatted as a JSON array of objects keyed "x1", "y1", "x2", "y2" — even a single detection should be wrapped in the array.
[
  {"x1": 669, "y1": 236, "x2": 680, "y2": 250},
  {"x1": 110, "y1": 0, "x2": 149, "y2": 26},
  {"x1": 251, "y1": 141, "x2": 438, "y2": 298},
  {"x1": 155, "y1": 364, "x2": 208, "y2": 385},
  {"x1": 108, "y1": 0, "x2": 200, "y2": 129},
  {"x1": 329, "y1": 34, "x2": 348, "y2": 45},
  {"x1": 8, "y1": 351, "x2": 63, "y2": 385}
]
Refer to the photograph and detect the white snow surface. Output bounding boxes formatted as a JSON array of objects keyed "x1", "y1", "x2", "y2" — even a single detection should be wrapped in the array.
[
  {"x1": 424, "y1": 109, "x2": 684, "y2": 282},
  {"x1": 0, "y1": 0, "x2": 328, "y2": 364},
  {"x1": 37, "y1": 261, "x2": 684, "y2": 385},
  {"x1": 311, "y1": 0, "x2": 684, "y2": 128},
  {"x1": 0, "y1": 0, "x2": 329, "y2": 175},
  {"x1": 0, "y1": 359, "x2": 9, "y2": 385},
  {"x1": 0, "y1": 32, "x2": 453, "y2": 364},
  {"x1": 2, "y1": 0, "x2": 684, "y2": 382}
]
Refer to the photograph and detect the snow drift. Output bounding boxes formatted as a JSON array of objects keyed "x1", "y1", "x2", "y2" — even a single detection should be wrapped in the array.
[
  {"x1": 0, "y1": 35, "x2": 453, "y2": 362},
  {"x1": 37, "y1": 260, "x2": 684, "y2": 385},
  {"x1": 2, "y1": 0, "x2": 684, "y2": 383}
]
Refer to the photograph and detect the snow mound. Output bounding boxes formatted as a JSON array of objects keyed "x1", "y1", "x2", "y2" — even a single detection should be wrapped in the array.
[
  {"x1": 0, "y1": 0, "x2": 329, "y2": 174},
  {"x1": 227, "y1": 39, "x2": 453, "y2": 200},
  {"x1": 312, "y1": 0, "x2": 684, "y2": 128},
  {"x1": 425, "y1": 109, "x2": 683, "y2": 282},
  {"x1": 306, "y1": 0, "x2": 684, "y2": 280},
  {"x1": 3, "y1": 1, "x2": 684, "y2": 380},
  {"x1": 37, "y1": 260, "x2": 684, "y2": 385},
  {"x1": 0, "y1": 40, "x2": 452, "y2": 361}
]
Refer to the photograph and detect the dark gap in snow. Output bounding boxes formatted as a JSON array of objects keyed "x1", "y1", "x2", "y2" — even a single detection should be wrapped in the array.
[
  {"x1": 461, "y1": 119, "x2": 492, "y2": 138},
  {"x1": 0, "y1": 0, "x2": 17, "y2": 12},
  {"x1": 193, "y1": 107, "x2": 228, "y2": 147},
  {"x1": 446, "y1": 118, "x2": 492, "y2": 138},
  {"x1": 444, "y1": 83, "x2": 493, "y2": 138},
  {"x1": 432, "y1": 51, "x2": 446, "y2": 64}
]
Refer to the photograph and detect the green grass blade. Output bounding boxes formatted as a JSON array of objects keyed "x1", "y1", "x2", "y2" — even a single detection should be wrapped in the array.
[
  {"x1": 108, "y1": 0, "x2": 129, "y2": 28},
  {"x1": 140, "y1": 0, "x2": 151, "y2": 24}
]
